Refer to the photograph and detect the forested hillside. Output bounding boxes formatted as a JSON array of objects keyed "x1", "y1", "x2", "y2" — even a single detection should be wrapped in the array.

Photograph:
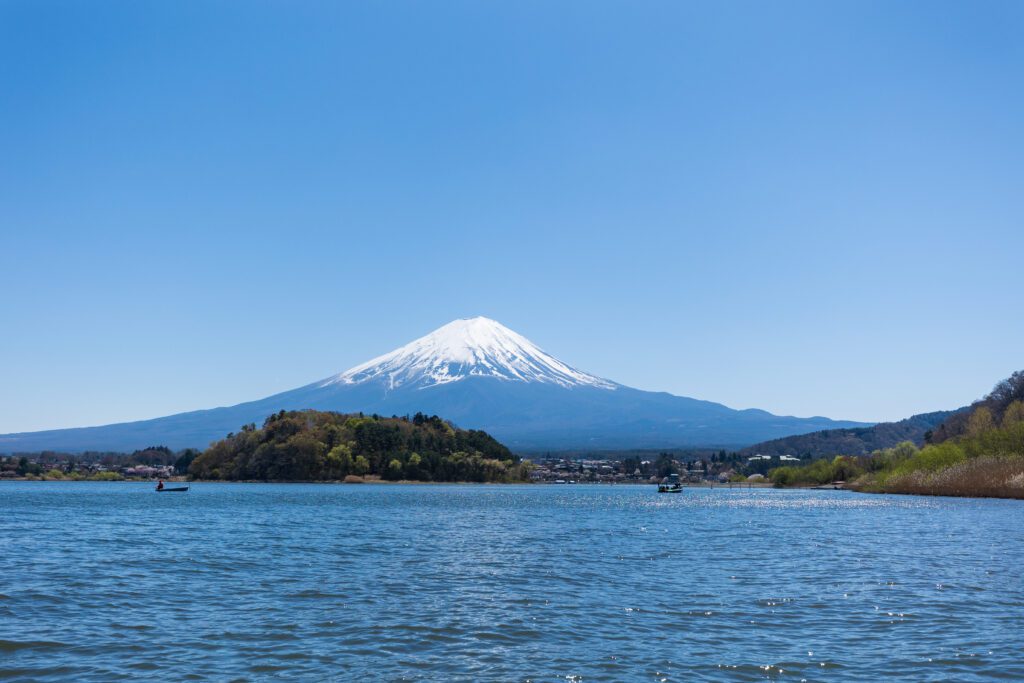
[
  {"x1": 188, "y1": 410, "x2": 528, "y2": 482},
  {"x1": 740, "y1": 410, "x2": 958, "y2": 458},
  {"x1": 768, "y1": 372, "x2": 1024, "y2": 498},
  {"x1": 928, "y1": 371, "x2": 1024, "y2": 444}
]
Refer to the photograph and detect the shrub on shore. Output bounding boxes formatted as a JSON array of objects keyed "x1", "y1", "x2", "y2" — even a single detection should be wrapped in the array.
[
  {"x1": 769, "y1": 456, "x2": 864, "y2": 486},
  {"x1": 865, "y1": 455, "x2": 1024, "y2": 498},
  {"x1": 89, "y1": 471, "x2": 124, "y2": 481}
]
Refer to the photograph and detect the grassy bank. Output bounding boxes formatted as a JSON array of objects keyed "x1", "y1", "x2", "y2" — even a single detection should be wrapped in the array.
[{"x1": 860, "y1": 454, "x2": 1024, "y2": 498}]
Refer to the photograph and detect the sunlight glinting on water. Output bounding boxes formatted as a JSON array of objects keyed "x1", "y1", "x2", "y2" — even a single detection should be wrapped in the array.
[{"x1": 2, "y1": 482, "x2": 1021, "y2": 682}]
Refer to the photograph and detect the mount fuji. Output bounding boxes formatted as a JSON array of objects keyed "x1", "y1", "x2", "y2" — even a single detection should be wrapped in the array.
[{"x1": 0, "y1": 317, "x2": 869, "y2": 452}]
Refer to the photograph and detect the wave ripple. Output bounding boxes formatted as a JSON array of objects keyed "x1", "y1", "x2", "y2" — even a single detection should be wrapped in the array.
[{"x1": 2, "y1": 482, "x2": 1022, "y2": 681}]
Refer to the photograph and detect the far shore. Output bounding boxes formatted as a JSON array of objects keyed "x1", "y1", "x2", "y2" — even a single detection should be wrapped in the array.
[
  {"x1": 1, "y1": 477, "x2": 777, "y2": 488},
  {"x1": 8, "y1": 477, "x2": 1023, "y2": 499}
]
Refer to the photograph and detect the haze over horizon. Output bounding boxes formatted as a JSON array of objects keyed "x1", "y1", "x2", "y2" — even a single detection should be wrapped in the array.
[{"x1": 3, "y1": 1, "x2": 1022, "y2": 433}]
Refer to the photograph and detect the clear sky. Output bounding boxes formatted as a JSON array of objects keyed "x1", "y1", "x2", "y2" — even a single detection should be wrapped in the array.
[{"x1": 2, "y1": 1, "x2": 1022, "y2": 433}]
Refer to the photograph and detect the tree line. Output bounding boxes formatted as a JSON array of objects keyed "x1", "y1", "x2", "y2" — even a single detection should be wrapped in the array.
[{"x1": 1, "y1": 446, "x2": 200, "y2": 478}]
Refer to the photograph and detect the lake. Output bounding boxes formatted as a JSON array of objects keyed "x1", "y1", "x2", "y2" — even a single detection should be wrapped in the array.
[{"x1": 2, "y1": 482, "x2": 1022, "y2": 681}]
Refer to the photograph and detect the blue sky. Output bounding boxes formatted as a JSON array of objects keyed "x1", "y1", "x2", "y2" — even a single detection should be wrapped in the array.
[{"x1": 2, "y1": 1, "x2": 1022, "y2": 433}]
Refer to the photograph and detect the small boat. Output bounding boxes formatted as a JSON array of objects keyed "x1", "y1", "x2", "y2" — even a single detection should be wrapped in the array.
[
  {"x1": 156, "y1": 484, "x2": 189, "y2": 492},
  {"x1": 657, "y1": 484, "x2": 683, "y2": 493}
]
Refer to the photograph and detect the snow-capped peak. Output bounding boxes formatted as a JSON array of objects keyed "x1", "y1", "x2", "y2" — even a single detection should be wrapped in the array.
[{"x1": 323, "y1": 317, "x2": 616, "y2": 391}]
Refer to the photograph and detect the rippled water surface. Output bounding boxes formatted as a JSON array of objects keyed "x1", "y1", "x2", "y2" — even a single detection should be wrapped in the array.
[{"x1": 2, "y1": 483, "x2": 1023, "y2": 681}]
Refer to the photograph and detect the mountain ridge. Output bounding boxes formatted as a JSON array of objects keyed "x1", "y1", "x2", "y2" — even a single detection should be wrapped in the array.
[
  {"x1": 739, "y1": 409, "x2": 963, "y2": 458},
  {"x1": 0, "y1": 317, "x2": 871, "y2": 452}
]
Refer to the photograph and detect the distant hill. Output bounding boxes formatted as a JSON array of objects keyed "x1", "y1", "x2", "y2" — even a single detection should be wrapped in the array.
[{"x1": 740, "y1": 409, "x2": 962, "y2": 458}]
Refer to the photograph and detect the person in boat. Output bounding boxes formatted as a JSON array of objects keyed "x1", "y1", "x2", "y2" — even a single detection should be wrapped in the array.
[{"x1": 156, "y1": 480, "x2": 164, "y2": 491}]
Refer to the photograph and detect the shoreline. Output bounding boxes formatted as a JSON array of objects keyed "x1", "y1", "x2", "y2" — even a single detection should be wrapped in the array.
[
  {"x1": 1, "y1": 477, "x2": 780, "y2": 487},
  {"x1": 5, "y1": 478, "x2": 1022, "y2": 499},
  {"x1": 0, "y1": 478, "x2": 790, "y2": 490}
]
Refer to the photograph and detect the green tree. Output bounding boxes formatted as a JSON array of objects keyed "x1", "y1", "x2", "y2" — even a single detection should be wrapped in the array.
[
  {"x1": 405, "y1": 452, "x2": 424, "y2": 480},
  {"x1": 174, "y1": 449, "x2": 199, "y2": 475},
  {"x1": 386, "y1": 458, "x2": 404, "y2": 480},
  {"x1": 892, "y1": 441, "x2": 919, "y2": 460},
  {"x1": 1002, "y1": 400, "x2": 1024, "y2": 429},
  {"x1": 967, "y1": 407, "x2": 995, "y2": 436},
  {"x1": 326, "y1": 443, "x2": 354, "y2": 478},
  {"x1": 830, "y1": 455, "x2": 863, "y2": 482}
]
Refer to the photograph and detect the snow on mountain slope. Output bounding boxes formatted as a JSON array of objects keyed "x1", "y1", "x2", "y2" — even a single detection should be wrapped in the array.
[{"x1": 323, "y1": 317, "x2": 616, "y2": 391}]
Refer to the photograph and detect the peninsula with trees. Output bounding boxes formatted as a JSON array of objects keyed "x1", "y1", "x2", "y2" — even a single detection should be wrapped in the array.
[{"x1": 187, "y1": 410, "x2": 530, "y2": 483}]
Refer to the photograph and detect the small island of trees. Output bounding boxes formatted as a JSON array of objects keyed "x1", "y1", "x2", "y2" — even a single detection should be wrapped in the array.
[{"x1": 187, "y1": 410, "x2": 530, "y2": 483}]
